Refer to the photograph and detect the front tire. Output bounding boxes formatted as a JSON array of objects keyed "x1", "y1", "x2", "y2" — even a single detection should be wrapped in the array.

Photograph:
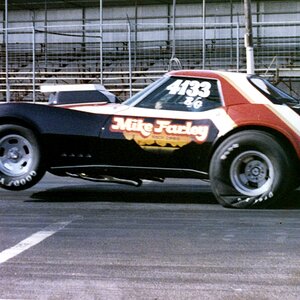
[
  {"x1": 0, "y1": 125, "x2": 45, "y2": 190},
  {"x1": 209, "y1": 130, "x2": 293, "y2": 208}
]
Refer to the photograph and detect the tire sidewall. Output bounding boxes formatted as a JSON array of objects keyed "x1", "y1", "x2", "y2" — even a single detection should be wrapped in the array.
[{"x1": 209, "y1": 131, "x2": 290, "y2": 208}]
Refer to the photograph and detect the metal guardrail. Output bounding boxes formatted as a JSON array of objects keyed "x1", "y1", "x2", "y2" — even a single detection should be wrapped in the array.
[{"x1": 1, "y1": 21, "x2": 300, "y2": 102}]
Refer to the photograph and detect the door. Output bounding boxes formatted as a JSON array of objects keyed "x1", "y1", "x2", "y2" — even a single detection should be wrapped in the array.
[{"x1": 100, "y1": 76, "x2": 232, "y2": 172}]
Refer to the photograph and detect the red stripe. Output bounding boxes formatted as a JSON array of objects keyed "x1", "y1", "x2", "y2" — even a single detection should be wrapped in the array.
[{"x1": 227, "y1": 104, "x2": 300, "y2": 158}]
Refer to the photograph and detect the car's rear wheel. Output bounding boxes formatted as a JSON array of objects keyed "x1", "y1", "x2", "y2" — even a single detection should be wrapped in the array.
[
  {"x1": 209, "y1": 130, "x2": 293, "y2": 208},
  {"x1": 0, "y1": 124, "x2": 45, "y2": 190}
]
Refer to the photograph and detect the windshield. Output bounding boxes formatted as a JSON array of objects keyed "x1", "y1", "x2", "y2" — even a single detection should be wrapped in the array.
[
  {"x1": 135, "y1": 76, "x2": 222, "y2": 112},
  {"x1": 249, "y1": 76, "x2": 299, "y2": 106},
  {"x1": 124, "y1": 75, "x2": 222, "y2": 113},
  {"x1": 123, "y1": 76, "x2": 169, "y2": 106}
]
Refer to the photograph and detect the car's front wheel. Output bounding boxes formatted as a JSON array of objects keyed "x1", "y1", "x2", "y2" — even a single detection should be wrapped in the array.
[
  {"x1": 0, "y1": 124, "x2": 45, "y2": 190},
  {"x1": 209, "y1": 130, "x2": 293, "y2": 208}
]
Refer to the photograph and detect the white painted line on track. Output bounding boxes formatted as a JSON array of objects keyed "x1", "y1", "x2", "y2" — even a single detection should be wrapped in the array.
[{"x1": 0, "y1": 215, "x2": 82, "y2": 264}]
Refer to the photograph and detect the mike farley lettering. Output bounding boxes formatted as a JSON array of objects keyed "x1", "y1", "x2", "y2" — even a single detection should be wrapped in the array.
[{"x1": 110, "y1": 117, "x2": 209, "y2": 147}]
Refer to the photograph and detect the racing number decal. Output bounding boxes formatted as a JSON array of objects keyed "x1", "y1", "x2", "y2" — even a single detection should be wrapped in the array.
[
  {"x1": 167, "y1": 79, "x2": 211, "y2": 97},
  {"x1": 166, "y1": 79, "x2": 212, "y2": 110}
]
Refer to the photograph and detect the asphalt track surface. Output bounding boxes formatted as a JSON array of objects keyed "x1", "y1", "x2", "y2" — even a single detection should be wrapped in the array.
[{"x1": 0, "y1": 173, "x2": 300, "y2": 300}]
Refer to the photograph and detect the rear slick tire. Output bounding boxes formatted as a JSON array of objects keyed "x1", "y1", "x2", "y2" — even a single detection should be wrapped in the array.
[
  {"x1": 209, "y1": 130, "x2": 292, "y2": 208},
  {"x1": 0, "y1": 124, "x2": 45, "y2": 191}
]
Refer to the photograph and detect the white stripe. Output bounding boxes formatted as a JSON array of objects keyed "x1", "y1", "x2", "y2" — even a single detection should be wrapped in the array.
[
  {"x1": 0, "y1": 215, "x2": 81, "y2": 264},
  {"x1": 269, "y1": 104, "x2": 300, "y2": 136}
]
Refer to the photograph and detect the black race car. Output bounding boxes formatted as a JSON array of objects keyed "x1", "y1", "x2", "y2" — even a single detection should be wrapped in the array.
[{"x1": 0, "y1": 70, "x2": 299, "y2": 208}]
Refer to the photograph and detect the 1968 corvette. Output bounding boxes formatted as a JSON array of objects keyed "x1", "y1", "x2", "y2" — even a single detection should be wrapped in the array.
[{"x1": 0, "y1": 70, "x2": 299, "y2": 208}]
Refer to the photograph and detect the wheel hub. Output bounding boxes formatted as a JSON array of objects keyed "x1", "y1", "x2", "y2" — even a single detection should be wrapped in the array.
[
  {"x1": 245, "y1": 160, "x2": 267, "y2": 183},
  {"x1": 7, "y1": 147, "x2": 21, "y2": 161},
  {"x1": 230, "y1": 151, "x2": 274, "y2": 196}
]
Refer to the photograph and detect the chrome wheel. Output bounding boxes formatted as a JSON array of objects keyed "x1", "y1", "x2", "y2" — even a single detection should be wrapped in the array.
[
  {"x1": 230, "y1": 150, "x2": 274, "y2": 196},
  {"x1": 0, "y1": 125, "x2": 45, "y2": 191},
  {"x1": 0, "y1": 134, "x2": 34, "y2": 177}
]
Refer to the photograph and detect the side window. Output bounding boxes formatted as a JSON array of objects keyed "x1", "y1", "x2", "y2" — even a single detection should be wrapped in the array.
[{"x1": 136, "y1": 77, "x2": 222, "y2": 112}]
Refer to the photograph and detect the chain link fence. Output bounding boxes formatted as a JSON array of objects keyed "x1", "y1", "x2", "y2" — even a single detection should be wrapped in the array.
[{"x1": 0, "y1": 21, "x2": 299, "y2": 102}]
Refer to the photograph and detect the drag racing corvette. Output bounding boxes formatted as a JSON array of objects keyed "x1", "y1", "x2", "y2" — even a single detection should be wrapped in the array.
[{"x1": 0, "y1": 70, "x2": 299, "y2": 208}]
